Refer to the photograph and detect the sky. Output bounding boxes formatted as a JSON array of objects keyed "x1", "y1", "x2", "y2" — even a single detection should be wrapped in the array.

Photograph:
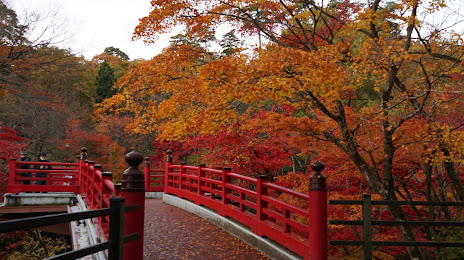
[{"x1": 10, "y1": 0, "x2": 175, "y2": 61}]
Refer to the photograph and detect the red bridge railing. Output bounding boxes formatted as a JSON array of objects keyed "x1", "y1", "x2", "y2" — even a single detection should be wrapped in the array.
[
  {"x1": 7, "y1": 148, "x2": 326, "y2": 259},
  {"x1": 6, "y1": 147, "x2": 145, "y2": 260},
  {"x1": 161, "y1": 150, "x2": 327, "y2": 260},
  {"x1": 7, "y1": 160, "x2": 79, "y2": 193},
  {"x1": 143, "y1": 157, "x2": 165, "y2": 192}
]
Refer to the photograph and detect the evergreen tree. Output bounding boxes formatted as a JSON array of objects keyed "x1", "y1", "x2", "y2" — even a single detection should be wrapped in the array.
[
  {"x1": 219, "y1": 30, "x2": 241, "y2": 56},
  {"x1": 95, "y1": 62, "x2": 116, "y2": 103},
  {"x1": 104, "y1": 46, "x2": 129, "y2": 61}
]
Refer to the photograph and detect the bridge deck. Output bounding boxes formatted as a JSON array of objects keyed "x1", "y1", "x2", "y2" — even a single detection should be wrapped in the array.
[{"x1": 144, "y1": 199, "x2": 269, "y2": 260}]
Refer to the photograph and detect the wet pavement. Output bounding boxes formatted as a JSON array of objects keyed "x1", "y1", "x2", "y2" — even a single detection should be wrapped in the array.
[{"x1": 143, "y1": 199, "x2": 269, "y2": 260}]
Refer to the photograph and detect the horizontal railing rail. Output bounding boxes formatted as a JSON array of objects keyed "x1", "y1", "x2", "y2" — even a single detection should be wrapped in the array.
[
  {"x1": 0, "y1": 197, "x2": 138, "y2": 260},
  {"x1": 7, "y1": 160, "x2": 79, "y2": 193},
  {"x1": 144, "y1": 157, "x2": 165, "y2": 192},
  {"x1": 329, "y1": 194, "x2": 464, "y2": 260},
  {"x1": 164, "y1": 161, "x2": 319, "y2": 259},
  {"x1": 6, "y1": 148, "x2": 146, "y2": 260},
  {"x1": 78, "y1": 159, "x2": 121, "y2": 242}
]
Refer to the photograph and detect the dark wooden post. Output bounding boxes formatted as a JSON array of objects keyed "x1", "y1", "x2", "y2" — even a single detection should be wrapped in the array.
[
  {"x1": 144, "y1": 157, "x2": 151, "y2": 192},
  {"x1": 120, "y1": 151, "x2": 145, "y2": 260},
  {"x1": 164, "y1": 150, "x2": 173, "y2": 192},
  {"x1": 362, "y1": 194, "x2": 373, "y2": 260},
  {"x1": 109, "y1": 197, "x2": 125, "y2": 260},
  {"x1": 309, "y1": 161, "x2": 327, "y2": 260}
]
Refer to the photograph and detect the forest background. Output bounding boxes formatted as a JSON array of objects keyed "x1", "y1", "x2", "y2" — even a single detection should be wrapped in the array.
[{"x1": 2, "y1": 0, "x2": 464, "y2": 259}]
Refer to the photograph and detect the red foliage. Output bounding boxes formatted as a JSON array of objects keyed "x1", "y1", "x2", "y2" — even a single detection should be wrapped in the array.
[
  {"x1": 186, "y1": 126, "x2": 293, "y2": 178},
  {"x1": 0, "y1": 125, "x2": 28, "y2": 201}
]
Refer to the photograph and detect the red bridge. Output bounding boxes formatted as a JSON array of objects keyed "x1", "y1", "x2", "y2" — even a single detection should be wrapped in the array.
[{"x1": 2, "y1": 148, "x2": 328, "y2": 260}]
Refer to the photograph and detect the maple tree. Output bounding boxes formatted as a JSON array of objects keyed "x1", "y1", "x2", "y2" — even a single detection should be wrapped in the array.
[
  {"x1": 0, "y1": 125, "x2": 28, "y2": 200},
  {"x1": 97, "y1": 0, "x2": 464, "y2": 258},
  {"x1": 58, "y1": 119, "x2": 127, "y2": 180}
]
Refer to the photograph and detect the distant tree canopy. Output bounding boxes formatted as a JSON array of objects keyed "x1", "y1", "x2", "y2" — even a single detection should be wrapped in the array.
[{"x1": 104, "y1": 46, "x2": 129, "y2": 61}]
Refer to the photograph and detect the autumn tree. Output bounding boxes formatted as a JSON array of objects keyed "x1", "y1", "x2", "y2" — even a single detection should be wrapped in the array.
[
  {"x1": 0, "y1": 0, "x2": 72, "y2": 96},
  {"x1": 0, "y1": 46, "x2": 95, "y2": 157},
  {"x1": 0, "y1": 125, "x2": 27, "y2": 199},
  {"x1": 100, "y1": 1, "x2": 464, "y2": 258}
]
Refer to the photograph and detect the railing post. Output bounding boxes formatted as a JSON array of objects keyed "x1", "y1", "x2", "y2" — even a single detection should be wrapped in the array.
[
  {"x1": 87, "y1": 161, "x2": 96, "y2": 208},
  {"x1": 144, "y1": 157, "x2": 151, "y2": 192},
  {"x1": 102, "y1": 172, "x2": 113, "y2": 200},
  {"x1": 362, "y1": 194, "x2": 373, "y2": 260},
  {"x1": 120, "y1": 151, "x2": 145, "y2": 260},
  {"x1": 94, "y1": 164, "x2": 103, "y2": 209},
  {"x1": 222, "y1": 167, "x2": 231, "y2": 205},
  {"x1": 198, "y1": 163, "x2": 205, "y2": 196},
  {"x1": 256, "y1": 175, "x2": 268, "y2": 236},
  {"x1": 164, "y1": 150, "x2": 172, "y2": 192},
  {"x1": 7, "y1": 159, "x2": 17, "y2": 193},
  {"x1": 309, "y1": 161, "x2": 327, "y2": 260},
  {"x1": 109, "y1": 197, "x2": 125, "y2": 260},
  {"x1": 78, "y1": 147, "x2": 88, "y2": 192},
  {"x1": 180, "y1": 162, "x2": 186, "y2": 192},
  {"x1": 115, "y1": 182, "x2": 121, "y2": 197}
]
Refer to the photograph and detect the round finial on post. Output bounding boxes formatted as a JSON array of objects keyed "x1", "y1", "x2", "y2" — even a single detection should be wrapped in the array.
[
  {"x1": 79, "y1": 147, "x2": 88, "y2": 160},
  {"x1": 166, "y1": 150, "x2": 173, "y2": 163},
  {"x1": 311, "y1": 160, "x2": 325, "y2": 173},
  {"x1": 309, "y1": 161, "x2": 326, "y2": 191},
  {"x1": 121, "y1": 151, "x2": 145, "y2": 191},
  {"x1": 144, "y1": 157, "x2": 150, "y2": 167},
  {"x1": 125, "y1": 151, "x2": 144, "y2": 167}
]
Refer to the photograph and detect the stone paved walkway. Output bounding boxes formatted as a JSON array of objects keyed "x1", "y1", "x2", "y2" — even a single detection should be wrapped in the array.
[{"x1": 143, "y1": 199, "x2": 270, "y2": 260}]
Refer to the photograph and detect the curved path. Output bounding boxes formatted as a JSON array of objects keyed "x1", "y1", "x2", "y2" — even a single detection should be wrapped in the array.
[{"x1": 143, "y1": 199, "x2": 270, "y2": 260}]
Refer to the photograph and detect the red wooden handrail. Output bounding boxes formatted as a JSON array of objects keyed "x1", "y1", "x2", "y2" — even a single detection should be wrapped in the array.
[
  {"x1": 7, "y1": 159, "x2": 79, "y2": 193},
  {"x1": 144, "y1": 157, "x2": 165, "y2": 192},
  {"x1": 77, "y1": 148, "x2": 145, "y2": 260},
  {"x1": 163, "y1": 160, "x2": 328, "y2": 260},
  {"x1": 6, "y1": 148, "x2": 144, "y2": 260}
]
